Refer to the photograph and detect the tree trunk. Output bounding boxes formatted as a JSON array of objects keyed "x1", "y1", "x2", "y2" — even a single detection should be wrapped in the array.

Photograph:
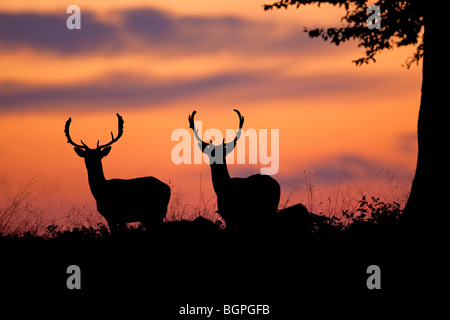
[{"x1": 402, "y1": 6, "x2": 445, "y2": 235}]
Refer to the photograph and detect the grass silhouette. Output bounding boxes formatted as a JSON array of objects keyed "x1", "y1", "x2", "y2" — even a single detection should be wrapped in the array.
[
  {"x1": 0, "y1": 168, "x2": 408, "y2": 239},
  {"x1": 0, "y1": 193, "x2": 403, "y2": 242}
]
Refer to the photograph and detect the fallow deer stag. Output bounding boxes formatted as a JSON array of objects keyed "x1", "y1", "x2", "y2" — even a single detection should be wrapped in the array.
[
  {"x1": 64, "y1": 113, "x2": 171, "y2": 234},
  {"x1": 189, "y1": 109, "x2": 280, "y2": 230}
]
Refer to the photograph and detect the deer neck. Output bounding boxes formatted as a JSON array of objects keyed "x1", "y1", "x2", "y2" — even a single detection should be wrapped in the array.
[
  {"x1": 210, "y1": 161, "x2": 231, "y2": 194},
  {"x1": 84, "y1": 159, "x2": 106, "y2": 200}
]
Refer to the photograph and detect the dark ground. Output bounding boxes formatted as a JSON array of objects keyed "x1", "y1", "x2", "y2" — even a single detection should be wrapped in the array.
[{"x1": 0, "y1": 215, "x2": 439, "y2": 318}]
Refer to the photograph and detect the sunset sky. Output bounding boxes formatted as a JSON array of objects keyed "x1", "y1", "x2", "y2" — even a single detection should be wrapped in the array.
[{"x1": 0, "y1": 1, "x2": 422, "y2": 229}]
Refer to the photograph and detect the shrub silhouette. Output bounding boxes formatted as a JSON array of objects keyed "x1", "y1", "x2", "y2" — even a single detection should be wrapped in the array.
[{"x1": 344, "y1": 196, "x2": 402, "y2": 238}]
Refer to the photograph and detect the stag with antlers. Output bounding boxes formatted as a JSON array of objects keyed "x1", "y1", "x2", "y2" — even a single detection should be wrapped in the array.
[
  {"x1": 189, "y1": 109, "x2": 280, "y2": 230},
  {"x1": 64, "y1": 113, "x2": 171, "y2": 234}
]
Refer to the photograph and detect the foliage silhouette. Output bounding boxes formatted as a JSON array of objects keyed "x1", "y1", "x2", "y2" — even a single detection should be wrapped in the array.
[
  {"x1": 264, "y1": 0, "x2": 424, "y2": 67},
  {"x1": 263, "y1": 0, "x2": 446, "y2": 234},
  {"x1": 64, "y1": 113, "x2": 171, "y2": 234},
  {"x1": 0, "y1": 195, "x2": 404, "y2": 242}
]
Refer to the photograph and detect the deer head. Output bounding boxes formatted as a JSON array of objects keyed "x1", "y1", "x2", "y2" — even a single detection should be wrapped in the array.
[
  {"x1": 64, "y1": 113, "x2": 124, "y2": 164},
  {"x1": 188, "y1": 109, "x2": 244, "y2": 164}
]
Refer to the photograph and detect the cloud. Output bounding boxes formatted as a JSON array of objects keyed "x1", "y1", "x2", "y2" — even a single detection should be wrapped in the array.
[
  {"x1": 0, "y1": 71, "x2": 263, "y2": 111},
  {"x1": 121, "y1": 8, "x2": 311, "y2": 55},
  {"x1": 397, "y1": 132, "x2": 417, "y2": 155},
  {"x1": 0, "y1": 7, "x2": 371, "y2": 113},
  {"x1": 0, "y1": 12, "x2": 121, "y2": 54},
  {"x1": 0, "y1": 8, "x2": 326, "y2": 56},
  {"x1": 277, "y1": 154, "x2": 414, "y2": 188},
  {"x1": 0, "y1": 68, "x2": 380, "y2": 112}
]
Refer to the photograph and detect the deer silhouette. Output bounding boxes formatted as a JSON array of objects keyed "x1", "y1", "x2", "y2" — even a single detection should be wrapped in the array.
[
  {"x1": 64, "y1": 113, "x2": 171, "y2": 234},
  {"x1": 189, "y1": 109, "x2": 280, "y2": 230}
]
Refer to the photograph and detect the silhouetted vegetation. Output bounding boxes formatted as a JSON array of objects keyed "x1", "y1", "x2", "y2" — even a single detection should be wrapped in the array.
[
  {"x1": 1, "y1": 193, "x2": 420, "y2": 316},
  {"x1": 0, "y1": 195, "x2": 404, "y2": 243}
]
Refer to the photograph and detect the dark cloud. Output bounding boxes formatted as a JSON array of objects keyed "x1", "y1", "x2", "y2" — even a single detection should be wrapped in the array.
[
  {"x1": 316, "y1": 154, "x2": 380, "y2": 184},
  {"x1": 0, "y1": 72, "x2": 263, "y2": 112},
  {"x1": 0, "y1": 8, "x2": 325, "y2": 56},
  {"x1": 0, "y1": 12, "x2": 120, "y2": 54},
  {"x1": 278, "y1": 154, "x2": 413, "y2": 187},
  {"x1": 122, "y1": 8, "x2": 182, "y2": 43},
  {"x1": 0, "y1": 8, "x2": 368, "y2": 113},
  {"x1": 397, "y1": 132, "x2": 417, "y2": 154},
  {"x1": 0, "y1": 69, "x2": 380, "y2": 113},
  {"x1": 122, "y1": 8, "x2": 267, "y2": 54},
  {"x1": 121, "y1": 8, "x2": 327, "y2": 55}
]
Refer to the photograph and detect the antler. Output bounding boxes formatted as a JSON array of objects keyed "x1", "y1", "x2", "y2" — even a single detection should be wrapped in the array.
[
  {"x1": 224, "y1": 109, "x2": 244, "y2": 153},
  {"x1": 188, "y1": 110, "x2": 211, "y2": 150},
  {"x1": 64, "y1": 113, "x2": 124, "y2": 150},
  {"x1": 96, "y1": 113, "x2": 124, "y2": 149},
  {"x1": 233, "y1": 109, "x2": 244, "y2": 130},
  {"x1": 64, "y1": 117, "x2": 89, "y2": 149},
  {"x1": 230, "y1": 109, "x2": 244, "y2": 143},
  {"x1": 188, "y1": 109, "x2": 244, "y2": 154}
]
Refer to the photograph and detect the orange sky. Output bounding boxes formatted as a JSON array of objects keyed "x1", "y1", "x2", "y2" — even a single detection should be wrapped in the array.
[{"x1": 0, "y1": 1, "x2": 422, "y2": 230}]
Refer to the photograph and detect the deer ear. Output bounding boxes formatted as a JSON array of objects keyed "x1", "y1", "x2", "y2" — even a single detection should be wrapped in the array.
[
  {"x1": 100, "y1": 146, "x2": 111, "y2": 158},
  {"x1": 74, "y1": 147, "x2": 86, "y2": 158}
]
